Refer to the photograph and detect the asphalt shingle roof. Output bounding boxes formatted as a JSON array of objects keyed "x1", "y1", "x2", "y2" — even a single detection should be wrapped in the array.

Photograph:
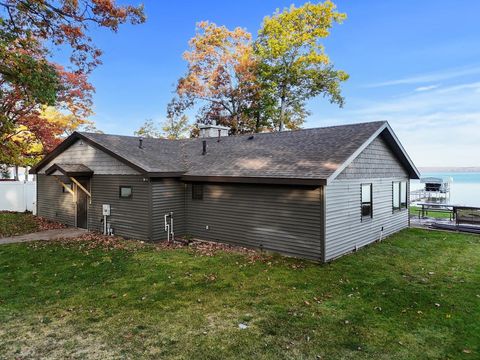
[
  {"x1": 45, "y1": 163, "x2": 93, "y2": 176},
  {"x1": 78, "y1": 121, "x2": 387, "y2": 180}
]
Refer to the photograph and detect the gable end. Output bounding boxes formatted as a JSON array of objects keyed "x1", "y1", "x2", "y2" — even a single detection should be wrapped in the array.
[
  {"x1": 37, "y1": 139, "x2": 140, "y2": 175},
  {"x1": 336, "y1": 134, "x2": 408, "y2": 179}
]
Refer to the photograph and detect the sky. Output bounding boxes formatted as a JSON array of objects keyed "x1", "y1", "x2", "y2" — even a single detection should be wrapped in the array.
[{"x1": 69, "y1": 0, "x2": 480, "y2": 167}]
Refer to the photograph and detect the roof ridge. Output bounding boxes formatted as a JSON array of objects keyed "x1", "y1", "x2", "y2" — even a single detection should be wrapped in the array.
[{"x1": 79, "y1": 120, "x2": 388, "y2": 143}]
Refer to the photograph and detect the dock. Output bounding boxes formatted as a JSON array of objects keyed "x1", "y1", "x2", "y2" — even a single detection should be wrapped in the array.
[{"x1": 409, "y1": 176, "x2": 452, "y2": 203}]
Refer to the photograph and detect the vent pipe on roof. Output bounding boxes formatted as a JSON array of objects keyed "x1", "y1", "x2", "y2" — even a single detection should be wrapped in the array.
[
  {"x1": 202, "y1": 140, "x2": 207, "y2": 155},
  {"x1": 138, "y1": 137, "x2": 143, "y2": 149}
]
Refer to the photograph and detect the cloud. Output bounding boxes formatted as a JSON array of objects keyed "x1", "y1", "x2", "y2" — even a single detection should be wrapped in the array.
[
  {"x1": 309, "y1": 81, "x2": 480, "y2": 167},
  {"x1": 367, "y1": 65, "x2": 480, "y2": 88},
  {"x1": 415, "y1": 84, "x2": 440, "y2": 92}
]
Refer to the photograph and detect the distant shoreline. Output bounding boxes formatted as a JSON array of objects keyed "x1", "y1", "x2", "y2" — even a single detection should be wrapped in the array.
[{"x1": 419, "y1": 167, "x2": 480, "y2": 173}]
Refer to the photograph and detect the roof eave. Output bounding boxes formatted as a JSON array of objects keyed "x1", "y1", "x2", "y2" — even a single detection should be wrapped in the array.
[{"x1": 181, "y1": 175, "x2": 326, "y2": 186}]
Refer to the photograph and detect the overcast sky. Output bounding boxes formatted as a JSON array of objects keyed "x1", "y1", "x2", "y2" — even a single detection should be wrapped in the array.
[{"x1": 75, "y1": 0, "x2": 480, "y2": 167}]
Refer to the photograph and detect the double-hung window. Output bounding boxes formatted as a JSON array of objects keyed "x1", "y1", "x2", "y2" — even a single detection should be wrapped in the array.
[
  {"x1": 393, "y1": 181, "x2": 407, "y2": 211},
  {"x1": 361, "y1": 183, "x2": 373, "y2": 220}
]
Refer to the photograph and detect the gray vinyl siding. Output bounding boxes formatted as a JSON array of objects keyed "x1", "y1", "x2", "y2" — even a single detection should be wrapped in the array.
[
  {"x1": 151, "y1": 179, "x2": 186, "y2": 241},
  {"x1": 37, "y1": 140, "x2": 138, "y2": 175},
  {"x1": 185, "y1": 183, "x2": 323, "y2": 261},
  {"x1": 324, "y1": 178, "x2": 409, "y2": 261},
  {"x1": 337, "y1": 135, "x2": 407, "y2": 179},
  {"x1": 37, "y1": 174, "x2": 76, "y2": 226},
  {"x1": 324, "y1": 135, "x2": 409, "y2": 261},
  {"x1": 87, "y1": 175, "x2": 150, "y2": 240},
  {"x1": 37, "y1": 174, "x2": 150, "y2": 240}
]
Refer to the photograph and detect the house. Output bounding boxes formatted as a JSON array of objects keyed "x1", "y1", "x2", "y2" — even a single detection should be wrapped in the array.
[{"x1": 30, "y1": 121, "x2": 419, "y2": 262}]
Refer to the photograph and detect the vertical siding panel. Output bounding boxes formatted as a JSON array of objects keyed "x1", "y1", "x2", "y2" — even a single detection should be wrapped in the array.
[{"x1": 185, "y1": 183, "x2": 323, "y2": 261}]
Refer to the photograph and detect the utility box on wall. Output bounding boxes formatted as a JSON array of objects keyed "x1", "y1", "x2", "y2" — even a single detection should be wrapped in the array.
[{"x1": 102, "y1": 204, "x2": 111, "y2": 216}]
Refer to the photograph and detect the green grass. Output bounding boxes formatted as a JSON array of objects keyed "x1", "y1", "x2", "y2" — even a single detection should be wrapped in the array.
[
  {"x1": 410, "y1": 206, "x2": 453, "y2": 219},
  {"x1": 0, "y1": 212, "x2": 39, "y2": 238},
  {"x1": 0, "y1": 229, "x2": 479, "y2": 359}
]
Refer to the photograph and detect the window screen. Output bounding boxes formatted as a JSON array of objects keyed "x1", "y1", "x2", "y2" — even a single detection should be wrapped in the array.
[
  {"x1": 393, "y1": 181, "x2": 407, "y2": 210},
  {"x1": 192, "y1": 184, "x2": 203, "y2": 200},
  {"x1": 400, "y1": 181, "x2": 407, "y2": 208},
  {"x1": 119, "y1": 186, "x2": 132, "y2": 199},
  {"x1": 361, "y1": 183, "x2": 373, "y2": 219},
  {"x1": 393, "y1": 182, "x2": 400, "y2": 210}
]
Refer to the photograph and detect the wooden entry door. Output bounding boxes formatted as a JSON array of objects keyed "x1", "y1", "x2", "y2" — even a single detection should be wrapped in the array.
[{"x1": 76, "y1": 179, "x2": 89, "y2": 229}]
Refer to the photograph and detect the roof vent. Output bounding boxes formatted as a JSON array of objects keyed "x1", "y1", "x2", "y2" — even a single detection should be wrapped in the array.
[
  {"x1": 248, "y1": 135, "x2": 254, "y2": 140},
  {"x1": 138, "y1": 137, "x2": 143, "y2": 149},
  {"x1": 202, "y1": 140, "x2": 207, "y2": 155}
]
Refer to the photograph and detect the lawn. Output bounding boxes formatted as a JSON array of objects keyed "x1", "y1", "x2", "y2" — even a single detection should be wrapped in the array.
[
  {"x1": 0, "y1": 229, "x2": 479, "y2": 359},
  {"x1": 0, "y1": 212, "x2": 39, "y2": 238},
  {"x1": 410, "y1": 206, "x2": 453, "y2": 220}
]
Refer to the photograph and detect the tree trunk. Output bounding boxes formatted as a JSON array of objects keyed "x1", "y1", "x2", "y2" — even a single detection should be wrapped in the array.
[
  {"x1": 255, "y1": 111, "x2": 261, "y2": 133},
  {"x1": 279, "y1": 95, "x2": 286, "y2": 132}
]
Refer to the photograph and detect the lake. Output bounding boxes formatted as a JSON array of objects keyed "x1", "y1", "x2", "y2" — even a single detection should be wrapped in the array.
[{"x1": 411, "y1": 172, "x2": 480, "y2": 207}]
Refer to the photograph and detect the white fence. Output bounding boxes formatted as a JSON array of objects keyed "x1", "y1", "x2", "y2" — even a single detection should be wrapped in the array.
[{"x1": 0, "y1": 181, "x2": 36, "y2": 214}]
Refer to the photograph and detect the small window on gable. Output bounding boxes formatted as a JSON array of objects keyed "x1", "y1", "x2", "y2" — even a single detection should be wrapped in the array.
[
  {"x1": 393, "y1": 181, "x2": 407, "y2": 211},
  {"x1": 192, "y1": 184, "x2": 203, "y2": 200},
  {"x1": 361, "y1": 183, "x2": 373, "y2": 220},
  {"x1": 119, "y1": 186, "x2": 132, "y2": 199}
]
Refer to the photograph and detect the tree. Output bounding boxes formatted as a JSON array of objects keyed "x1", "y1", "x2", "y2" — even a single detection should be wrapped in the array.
[
  {"x1": 162, "y1": 99, "x2": 190, "y2": 139},
  {"x1": 134, "y1": 119, "x2": 161, "y2": 139},
  {"x1": 1, "y1": 64, "x2": 94, "y2": 167},
  {"x1": 0, "y1": 164, "x2": 10, "y2": 179},
  {"x1": 1, "y1": 0, "x2": 145, "y2": 164},
  {"x1": 162, "y1": 114, "x2": 189, "y2": 140},
  {"x1": 176, "y1": 21, "x2": 258, "y2": 134},
  {"x1": 0, "y1": 1, "x2": 145, "y2": 77},
  {"x1": 254, "y1": 1, "x2": 349, "y2": 131},
  {"x1": 134, "y1": 98, "x2": 191, "y2": 140}
]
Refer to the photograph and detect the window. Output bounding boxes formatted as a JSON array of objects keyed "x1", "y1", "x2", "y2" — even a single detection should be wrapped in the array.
[
  {"x1": 119, "y1": 186, "x2": 132, "y2": 199},
  {"x1": 400, "y1": 181, "x2": 407, "y2": 208},
  {"x1": 62, "y1": 183, "x2": 72, "y2": 193},
  {"x1": 192, "y1": 184, "x2": 203, "y2": 200},
  {"x1": 361, "y1": 183, "x2": 373, "y2": 219},
  {"x1": 393, "y1": 181, "x2": 407, "y2": 211}
]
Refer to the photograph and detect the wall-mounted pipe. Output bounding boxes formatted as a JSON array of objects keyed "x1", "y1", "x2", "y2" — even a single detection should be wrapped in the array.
[{"x1": 164, "y1": 212, "x2": 174, "y2": 242}]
